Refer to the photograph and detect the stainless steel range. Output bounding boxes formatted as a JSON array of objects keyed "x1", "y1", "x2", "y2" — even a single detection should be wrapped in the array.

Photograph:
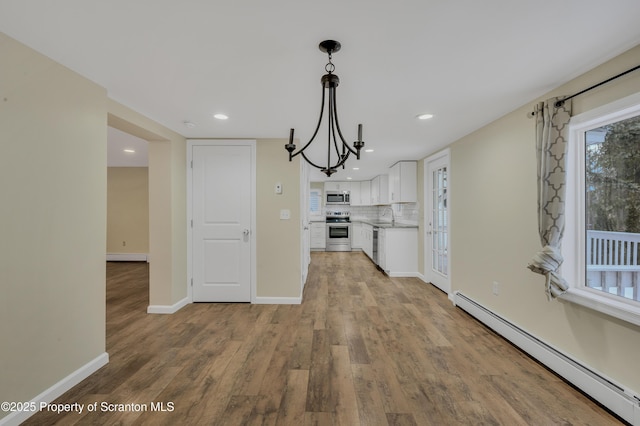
[{"x1": 326, "y1": 211, "x2": 351, "y2": 252}]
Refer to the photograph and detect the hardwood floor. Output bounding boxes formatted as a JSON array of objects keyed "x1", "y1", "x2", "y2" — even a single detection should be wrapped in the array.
[{"x1": 24, "y1": 252, "x2": 623, "y2": 425}]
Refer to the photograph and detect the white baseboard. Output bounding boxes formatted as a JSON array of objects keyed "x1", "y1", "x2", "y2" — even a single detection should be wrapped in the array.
[
  {"x1": 453, "y1": 291, "x2": 640, "y2": 425},
  {"x1": 147, "y1": 297, "x2": 189, "y2": 314},
  {"x1": 106, "y1": 253, "x2": 148, "y2": 262},
  {"x1": 448, "y1": 292, "x2": 456, "y2": 305},
  {"x1": 387, "y1": 272, "x2": 420, "y2": 278},
  {"x1": 253, "y1": 296, "x2": 302, "y2": 304},
  {"x1": 0, "y1": 353, "x2": 109, "y2": 426}
]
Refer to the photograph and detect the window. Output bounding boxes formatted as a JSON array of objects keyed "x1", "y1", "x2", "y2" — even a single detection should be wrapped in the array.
[
  {"x1": 564, "y1": 92, "x2": 640, "y2": 326},
  {"x1": 310, "y1": 189, "x2": 322, "y2": 216}
]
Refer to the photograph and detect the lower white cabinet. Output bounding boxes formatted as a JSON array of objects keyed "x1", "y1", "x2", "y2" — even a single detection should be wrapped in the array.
[
  {"x1": 378, "y1": 228, "x2": 387, "y2": 271},
  {"x1": 362, "y1": 224, "x2": 373, "y2": 259},
  {"x1": 310, "y1": 222, "x2": 326, "y2": 249},
  {"x1": 377, "y1": 227, "x2": 417, "y2": 276},
  {"x1": 352, "y1": 222, "x2": 363, "y2": 249}
]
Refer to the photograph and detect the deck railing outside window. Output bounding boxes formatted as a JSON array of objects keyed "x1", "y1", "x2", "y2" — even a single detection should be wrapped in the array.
[{"x1": 586, "y1": 230, "x2": 640, "y2": 301}]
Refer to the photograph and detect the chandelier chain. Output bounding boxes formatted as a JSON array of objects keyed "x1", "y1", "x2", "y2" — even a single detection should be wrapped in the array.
[{"x1": 325, "y1": 52, "x2": 335, "y2": 74}]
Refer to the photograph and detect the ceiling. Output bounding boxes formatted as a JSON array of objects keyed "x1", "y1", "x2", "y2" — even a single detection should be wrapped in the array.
[
  {"x1": 2, "y1": 1, "x2": 640, "y2": 181},
  {"x1": 107, "y1": 126, "x2": 148, "y2": 167}
]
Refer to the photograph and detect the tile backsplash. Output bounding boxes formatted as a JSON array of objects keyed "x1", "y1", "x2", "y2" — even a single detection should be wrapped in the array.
[{"x1": 323, "y1": 203, "x2": 419, "y2": 225}]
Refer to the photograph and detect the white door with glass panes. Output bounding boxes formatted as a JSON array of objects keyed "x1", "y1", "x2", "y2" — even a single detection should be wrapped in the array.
[
  {"x1": 424, "y1": 150, "x2": 450, "y2": 294},
  {"x1": 189, "y1": 140, "x2": 255, "y2": 302}
]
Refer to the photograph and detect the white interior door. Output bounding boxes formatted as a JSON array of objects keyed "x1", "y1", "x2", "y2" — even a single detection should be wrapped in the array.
[
  {"x1": 189, "y1": 140, "x2": 255, "y2": 302},
  {"x1": 425, "y1": 150, "x2": 451, "y2": 294}
]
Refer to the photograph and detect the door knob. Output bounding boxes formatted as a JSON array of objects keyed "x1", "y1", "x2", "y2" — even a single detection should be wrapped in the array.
[{"x1": 243, "y1": 229, "x2": 250, "y2": 236}]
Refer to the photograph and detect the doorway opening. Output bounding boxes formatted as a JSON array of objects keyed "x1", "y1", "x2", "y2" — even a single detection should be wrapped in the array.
[{"x1": 106, "y1": 125, "x2": 150, "y2": 310}]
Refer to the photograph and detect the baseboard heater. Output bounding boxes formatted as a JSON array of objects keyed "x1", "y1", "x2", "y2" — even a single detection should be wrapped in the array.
[
  {"x1": 106, "y1": 253, "x2": 148, "y2": 262},
  {"x1": 453, "y1": 291, "x2": 639, "y2": 425}
]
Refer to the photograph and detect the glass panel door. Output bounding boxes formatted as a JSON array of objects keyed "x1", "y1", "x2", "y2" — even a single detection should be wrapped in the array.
[
  {"x1": 431, "y1": 166, "x2": 448, "y2": 276},
  {"x1": 425, "y1": 150, "x2": 451, "y2": 294}
]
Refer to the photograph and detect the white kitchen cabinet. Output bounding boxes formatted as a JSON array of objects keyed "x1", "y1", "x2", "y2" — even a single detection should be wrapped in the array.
[
  {"x1": 352, "y1": 222, "x2": 363, "y2": 249},
  {"x1": 360, "y1": 180, "x2": 371, "y2": 206},
  {"x1": 378, "y1": 228, "x2": 387, "y2": 271},
  {"x1": 371, "y1": 175, "x2": 389, "y2": 205},
  {"x1": 377, "y1": 227, "x2": 418, "y2": 276},
  {"x1": 361, "y1": 223, "x2": 373, "y2": 259},
  {"x1": 310, "y1": 222, "x2": 326, "y2": 250},
  {"x1": 389, "y1": 161, "x2": 417, "y2": 203},
  {"x1": 324, "y1": 181, "x2": 351, "y2": 192},
  {"x1": 349, "y1": 180, "x2": 372, "y2": 206},
  {"x1": 350, "y1": 181, "x2": 362, "y2": 206}
]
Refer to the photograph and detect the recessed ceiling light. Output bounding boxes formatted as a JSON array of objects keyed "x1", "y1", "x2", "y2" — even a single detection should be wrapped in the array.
[
  {"x1": 416, "y1": 113, "x2": 434, "y2": 120},
  {"x1": 213, "y1": 113, "x2": 228, "y2": 120},
  {"x1": 352, "y1": 167, "x2": 360, "y2": 170},
  {"x1": 346, "y1": 177, "x2": 352, "y2": 180},
  {"x1": 123, "y1": 149, "x2": 135, "y2": 153},
  {"x1": 365, "y1": 149, "x2": 374, "y2": 153}
]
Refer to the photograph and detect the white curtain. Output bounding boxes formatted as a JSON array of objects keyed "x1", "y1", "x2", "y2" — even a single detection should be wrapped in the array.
[{"x1": 528, "y1": 97, "x2": 572, "y2": 299}]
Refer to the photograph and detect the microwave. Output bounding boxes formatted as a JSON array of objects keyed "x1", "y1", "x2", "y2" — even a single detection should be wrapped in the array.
[{"x1": 326, "y1": 190, "x2": 350, "y2": 205}]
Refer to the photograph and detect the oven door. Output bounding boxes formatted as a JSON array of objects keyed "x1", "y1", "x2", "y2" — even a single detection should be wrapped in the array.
[
  {"x1": 326, "y1": 223, "x2": 352, "y2": 251},
  {"x1": 328, "y1": 224, "x2": 350, "y2": 239}
]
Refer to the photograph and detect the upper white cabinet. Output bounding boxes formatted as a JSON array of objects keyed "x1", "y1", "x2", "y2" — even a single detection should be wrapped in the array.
[
  {"x1": 371, "y1": 174, "x2": 389, "y2": 205},
  {"x1": 389, "y1": 161, "x2": 417, "y2": 203},
  {"x1": 316, "y1": 165, "x2": 414, "y2": 207},
  {"x1": 350, "y1": 180, "x2": 372, "y2": 206},
  {"x1": 324, "y1": 181, "x2": 351, "y2": 192},
  {"x1": 350, "y1": 181, "x2": 361, "y2": 206},
  {"x1": 360, "y1": 180, "x2": 371, "y2": 206}
]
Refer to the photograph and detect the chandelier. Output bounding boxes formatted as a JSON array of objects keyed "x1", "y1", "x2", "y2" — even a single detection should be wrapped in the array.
[{"x1": 285, "y1": 40, "x2": 364, "y2": 177}]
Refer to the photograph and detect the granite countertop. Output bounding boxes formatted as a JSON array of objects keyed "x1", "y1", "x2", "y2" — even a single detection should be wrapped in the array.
[{"x1": 351, "y1": 219, "x2": 418, "y2": 229}]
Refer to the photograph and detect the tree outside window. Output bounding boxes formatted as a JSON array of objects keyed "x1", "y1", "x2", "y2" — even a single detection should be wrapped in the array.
[{"x1": 585, "y1": 114, "x2": 640, "y2": 301}]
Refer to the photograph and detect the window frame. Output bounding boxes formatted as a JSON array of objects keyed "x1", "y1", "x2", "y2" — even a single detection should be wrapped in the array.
[
  {"x1": 562, "y1": 92, "x2": 640, "y2": 327},
  {"x1": 309, "y1": 188, "x2": 322, "y2": 217}
]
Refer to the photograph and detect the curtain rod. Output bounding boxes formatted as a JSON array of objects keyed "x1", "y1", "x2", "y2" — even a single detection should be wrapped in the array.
[
  {"x1": 528, "y1": 63, "x2": 640, "y2": 117},
  {"x1": 554, "y1": 63, "x2": 640, "y2": 107}
]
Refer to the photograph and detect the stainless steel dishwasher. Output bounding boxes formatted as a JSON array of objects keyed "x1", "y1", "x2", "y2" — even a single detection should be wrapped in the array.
[{"x1": 372, "y1": 227, "x2": 379, "y2": 264}]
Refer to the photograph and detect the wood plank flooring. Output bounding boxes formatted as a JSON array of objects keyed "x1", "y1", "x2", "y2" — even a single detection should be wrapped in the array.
[{"x1": 24, "y1": 252, "x2": 624, "y2": 425}]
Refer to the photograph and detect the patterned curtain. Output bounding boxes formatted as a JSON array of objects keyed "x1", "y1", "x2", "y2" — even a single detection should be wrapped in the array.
[{"x1": 527, "y1": 97, "x2": 572, "y2": 299}]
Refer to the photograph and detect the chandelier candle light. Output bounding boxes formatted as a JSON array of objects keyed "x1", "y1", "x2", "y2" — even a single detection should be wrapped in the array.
[{"x1": 285, "y1": 40, "x2": 365, "y2": 177}]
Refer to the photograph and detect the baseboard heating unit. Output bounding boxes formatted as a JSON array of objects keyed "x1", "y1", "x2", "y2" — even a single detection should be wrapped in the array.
[{"x1": 453, "y1": 291, "x2": 639, "y2": 425}]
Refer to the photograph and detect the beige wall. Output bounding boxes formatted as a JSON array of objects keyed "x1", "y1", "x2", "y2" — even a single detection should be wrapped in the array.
[
  {"x1": 107, "y1": 101, "x2": 187, "y2": 306},
  {"x1": 0, "y1": 33, "x2": 107, "y2": 414},
  {"x1": 446, "y1": 44, "x2": 640, "y2": 393},
  {"x1": 107, "y1": 167, "x2": 149, "y2": 254},
  {"x1": 256, "y1": 139, "x2": 302, "y2": 298}
]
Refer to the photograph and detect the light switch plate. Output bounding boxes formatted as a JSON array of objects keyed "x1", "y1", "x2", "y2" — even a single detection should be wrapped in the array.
[
  {"x1": 275, "y1": 182, "x2": 282, "y2": 194},
  {"x1": 280, "y1": 209, "x2": 291, "y2": 220}
]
